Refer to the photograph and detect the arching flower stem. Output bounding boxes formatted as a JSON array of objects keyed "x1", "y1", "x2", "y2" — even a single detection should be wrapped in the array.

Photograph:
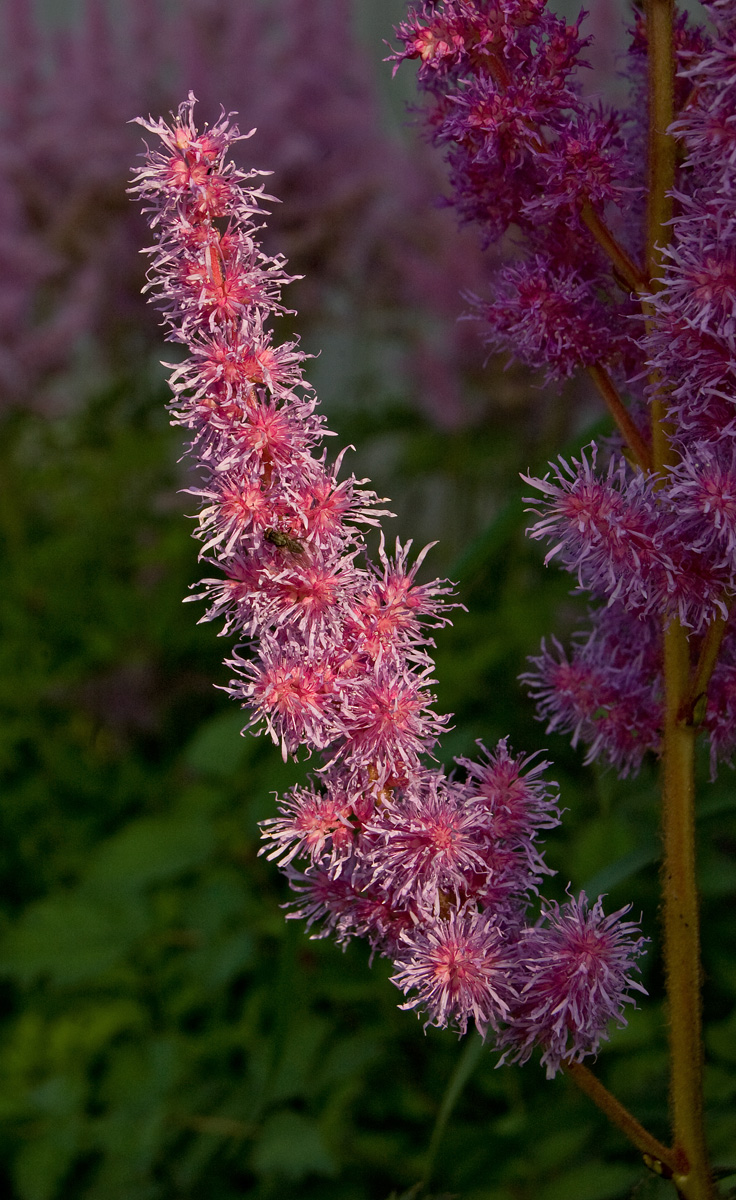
[
  {"x1": 680, "y1": 612, "x2": 730, "y2": 727},
  {"x1": 587, "y1": 363, "x2": 652, "y2": 472},
  {"x1": 580, "y1": 203, "x2": 649, "y2": 297},
  {"x1": 564, "y1": 1061, "x2": 678, "y2": 1178}
]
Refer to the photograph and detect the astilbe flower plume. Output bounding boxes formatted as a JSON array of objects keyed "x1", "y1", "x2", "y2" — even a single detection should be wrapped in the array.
[
  {"x1": 130, "y1": 94, "x2": 646, "y2": 1073},
  {"x1": 393, "y1": 0, "x2": 736, "y2": 778}
]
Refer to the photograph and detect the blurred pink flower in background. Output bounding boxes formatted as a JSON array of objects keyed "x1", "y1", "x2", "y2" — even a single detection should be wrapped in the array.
[{"x1": 0, "y1": 0, "x2": 493, "y2": 425}]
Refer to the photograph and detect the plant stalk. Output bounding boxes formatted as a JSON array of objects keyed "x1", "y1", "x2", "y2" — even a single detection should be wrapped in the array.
[
  {"x1": 645, "y1": 4, "x2": 714, "y2": 1195},
  {"x1": 660, "y1": 623, "x2": 715, "y2": 1200}
]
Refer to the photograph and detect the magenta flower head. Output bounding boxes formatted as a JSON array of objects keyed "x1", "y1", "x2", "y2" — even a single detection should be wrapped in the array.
[
  {"x1": 391, "y1": 908, "x2": 518, "y2": 1039},
  {"x1": 499, "y1": 892, "x2": 649, "y2": 1079},
  {"x1": 131, "y1": 93, "x2": 647, "y2": 1077}
]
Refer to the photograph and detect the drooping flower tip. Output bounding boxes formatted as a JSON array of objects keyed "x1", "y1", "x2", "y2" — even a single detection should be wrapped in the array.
[{"x1": 130, "y1": 91, "x2": 260, "y2": 217}]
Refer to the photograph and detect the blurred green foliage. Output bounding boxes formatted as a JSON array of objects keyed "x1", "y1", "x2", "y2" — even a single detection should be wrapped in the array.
[{"x1": 0, "y1": 373, "x2": 734, "y2": 1200}]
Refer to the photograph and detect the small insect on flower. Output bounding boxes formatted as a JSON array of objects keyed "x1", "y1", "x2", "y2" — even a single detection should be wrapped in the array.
[{"x1": 264, "y1": 527, "x2": 305, "y2": 555}]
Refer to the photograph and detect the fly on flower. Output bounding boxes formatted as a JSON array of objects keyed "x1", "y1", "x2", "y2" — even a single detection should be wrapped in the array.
[{"x1": 264, "y1": 526, "x2": 305, "y2": 555}]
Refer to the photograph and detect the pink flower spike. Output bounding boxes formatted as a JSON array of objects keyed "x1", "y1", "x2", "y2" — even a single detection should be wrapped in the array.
[
  {"x1": 255, "y1": 553, "x2": 366, "y2": 638},
  {"x1": 456, "y1": 737, "x2": 561, "y2": 845},
  {"x1": 344, "y1": 536, "x2": 459, "y2": 662},
  {"x1": 227, "y1": 636, "x2": 341, "y2": 760},
  {"x1": 132, "y1": 93, "x2": 255, "y2": 216},
  {"x1": 338, "y1": 661, "x2": 451, "y2": 783},
  {"x1": 191, "y1": 468, "x2": 275, "y2": 558},
  {"x1": 131, "y1": 91, "x2": 656, "y2": 1061},
  {"x1": 523, "y1": 445, "x2": 673, "y2": 617}
]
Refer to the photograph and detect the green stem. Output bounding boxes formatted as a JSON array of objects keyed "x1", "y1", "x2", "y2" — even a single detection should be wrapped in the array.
[
  {"x1": 422, "y1": 1032, "x2": 485, "y2": 1189},
  {"x1": 644, "y1": 5, "x2": 714, "y2": 1194},
  {"x1": 680, "y1": 613, "x2": 730, "y2": 726},
  {"x1": 660, "y1": 624, "x2": 716, "y2": 1200}
]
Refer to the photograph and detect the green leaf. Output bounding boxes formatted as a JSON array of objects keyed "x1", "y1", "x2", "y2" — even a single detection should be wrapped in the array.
[
  {"x1": 13, "y1": 1126, "x2": 80, "y2": 1200},
  {"x1": 83, "y1": 814, "x2": 215, "y2": 897},
  {"x1": 707, "y1": 1008, "x2": 736, "y2": 1065},
  {"x1": 697, "y1": 791, "x2": 736, "y2": 819},
  {"x1": 270, "y1": 1016, "x2": 329, "y2": 1103},
  {"x1": 252, "y1": 1111, "x2": 337, "y2": 1180},
  {"x1": 183, "y1": 709, "x2": 254, "y2": 778},
  {"x1": 187, "y1": 931, "x2": 254, "y2": 991},
  {"x1": 0, "y1": 895, "x2": 140, "y2": 986},
  {"x1": 451, "y1": 493, "x2": 522, "y2": 584}
]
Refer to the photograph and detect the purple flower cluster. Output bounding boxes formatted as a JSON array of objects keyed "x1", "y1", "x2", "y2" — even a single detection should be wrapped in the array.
[
  {"x1": 391, "y1": 0, "x2": 638, "y2": 379},
  {"x1": 394, "y1": 0, "x2": 736, "y2": 778},
  {"x1": 131, "y1": 95, "x2": 646, "y2": 1075}
]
